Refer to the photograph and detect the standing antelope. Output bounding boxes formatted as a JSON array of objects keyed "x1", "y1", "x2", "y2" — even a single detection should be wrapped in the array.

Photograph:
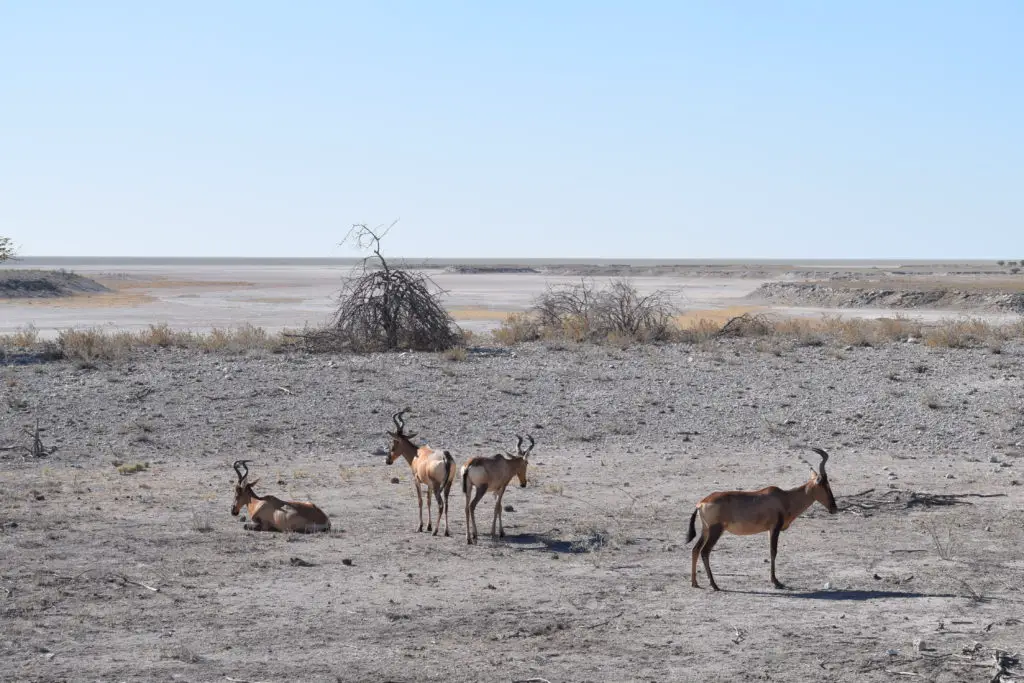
[
  {"x1": 230, "y1": 460, "x2": 331, "y2": 533},
  {"x1": 385, "y1": 409, "x2": 457, "y2": 536},
  {"x1": 461, "y1": 434, "x2": 534, "y2": 545},
  {"x1": 686, "y1": 447, "x2": 838, "y2": 591}
]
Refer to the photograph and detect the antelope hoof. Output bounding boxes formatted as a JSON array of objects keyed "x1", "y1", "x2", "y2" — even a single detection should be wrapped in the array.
[
  {"x1": 499, "y1": 529, "x2": 505, "y2": 538},
  {"x1": 427, "y1": 523, "x2": 432, "y2": 532},
  {"x1": 772, "y1": 580, "x2": 786, "y2": 590},
  {"x1": 417, "y1": 524, "x2": 424, "y2": 532},
  {"x1": 432, "y1": 528, "x2": 439, "y2": 537},
  {"x1": 710, "y1": 583, "x2": 721, "y2": 592},
  {"x1": 444, "y1": 529, "x2": 451, "y2": 537},
  {"x1": 691, "y1": 581, "x2": 700, "y2": 588}
]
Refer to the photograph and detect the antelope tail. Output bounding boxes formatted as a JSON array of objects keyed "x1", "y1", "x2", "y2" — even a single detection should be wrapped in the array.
[
  {"x1": 443, "y1": 450, "x2": 454, "y2": 490},
  {"x1": 685, "y1": 507, "x2": 699, "y2": 544}
]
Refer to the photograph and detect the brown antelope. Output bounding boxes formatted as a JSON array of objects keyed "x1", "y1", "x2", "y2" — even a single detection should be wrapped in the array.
[
  {"x1": 230, "y1": 460, "x2": 331, "y2": 533},
  {"x1": 461, "y1": 434, "x2": 534, "y2": 545},
  {"x1": 385, "y1": 409, "x2": 457, "y2": 536},
  {"x1": 686, "y1": 447, "x2": 838, "y2": 591}
]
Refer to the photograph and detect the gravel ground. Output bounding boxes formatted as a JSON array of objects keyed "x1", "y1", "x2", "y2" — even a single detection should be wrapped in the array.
[{"x1": 1, "y1": 339, "x2": 1023, "y2": 682}]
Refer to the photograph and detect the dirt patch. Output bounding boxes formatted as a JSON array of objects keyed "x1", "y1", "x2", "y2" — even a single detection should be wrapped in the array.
[
  {"x1": 1, "y1": 341, "x2": 1022, "y2": 681},
  {"x1": 0, "y1": 270, "x2": 110, "y2": 299}
]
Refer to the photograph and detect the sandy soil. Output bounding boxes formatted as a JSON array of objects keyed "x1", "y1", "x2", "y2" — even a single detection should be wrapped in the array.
[{"x1": 2, "y1": 339, "x2": 1023, "y2": 682}]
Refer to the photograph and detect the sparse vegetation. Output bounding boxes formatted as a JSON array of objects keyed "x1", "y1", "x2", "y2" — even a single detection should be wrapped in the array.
[
  {"x1": 116, "y1": 461, "x2": 150, "y2": 475},
  {"x1": 0, "y1": 236, "x2": 16, "y2": 263}
]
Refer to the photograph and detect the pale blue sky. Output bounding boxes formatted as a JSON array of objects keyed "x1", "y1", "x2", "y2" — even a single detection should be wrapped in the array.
[{"x1": 2, "y1": 2, "x2": 1021, "y2": 258}]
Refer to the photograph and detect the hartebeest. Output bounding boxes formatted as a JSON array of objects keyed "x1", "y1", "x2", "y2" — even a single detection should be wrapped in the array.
[
  {"x1": 686, "y1": 447, "x2": 838, "y2": 590},
  {"x1": 461, "y1": 434, "x2": 534, "y2": 544},
  {"x1": 385, "y1": 409, "x2": 457, "y2": 536},
  {"x1": 230, "y1": 460, "x2": 331, "y2": 533}
]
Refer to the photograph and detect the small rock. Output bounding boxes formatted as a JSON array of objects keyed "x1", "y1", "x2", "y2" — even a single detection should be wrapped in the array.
[
  {"x1": 341, "y1": 558, "x2": 353, "y2": 566},
  {"x1": 390, "y1": 477, "x2": 400, "y2": 484},
  {"x1": 945, "y1": 473, "x2": 956, "y2": 479},
  {"x1": 503, "y1": 504, "x2": 514, "y2": 512},
  {"x1": 886, "y1": 649, "x2": 899, "y2": 657},
  {"x1": 914, "y1": 638, "x2": 927, "y2": 652},
  {"x1": 289, "y1": 557, "x2": 314, "y2": 567},
  {"x1": 823, "y1": 582, "x2": 832, "y2": 590},
  {"x1": 485, "y1": 583, "x2": 497, "y2": 590}
]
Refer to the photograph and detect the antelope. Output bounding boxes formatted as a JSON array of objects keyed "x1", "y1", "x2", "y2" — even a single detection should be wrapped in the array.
[
  {"x1": 230, "y1": 460, "x2": 331, "y2": 533},
  {"x1": 686, "y1": 447, "x2": 838, "y2": 591},
  {"x1": 385, "y1": 408, "x2": 457, "y2": 536},
  {"x1": 461, "y1": 434, "x2": 534, "y2": 545}
]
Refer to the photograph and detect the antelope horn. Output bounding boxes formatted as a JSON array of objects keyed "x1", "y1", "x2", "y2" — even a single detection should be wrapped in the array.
[
  {"x1": 233, "y1": 459, "x2": 251, "y2": 483},
  {"x1": 808, "y1": 447, "x2": 830, "y2": 477},
  {"x1": 522, "y1": 434, "x2": 536, "y2": 457},
  {"x1": 392, "y1": 408, "x2": 409, "y2": 433},
  {"x1": 515, "y1": 435, "x2": 524, "y2": 455}
]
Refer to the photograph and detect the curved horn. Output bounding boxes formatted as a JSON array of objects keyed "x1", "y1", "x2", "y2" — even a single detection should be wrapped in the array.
[
  {"x1": 392, "y1": 407, "x2": 412, "y2": 434},
  {"x1": 809, "y1": 447, "x2": 830, "y2": 477},
  {"x1": 232, "y1": 459, "x2": 251, "y2": 483},
  {"x1": 520, "y1": 434, "x2": 535, "y2": 457},
  {"x1": 515, "y1": 435, "x2": 524, "y2": 455}
]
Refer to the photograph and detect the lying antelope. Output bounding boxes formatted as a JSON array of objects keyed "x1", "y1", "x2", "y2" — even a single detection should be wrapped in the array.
[
  {"x1": 686, "y1": 447, "x2": 838, "y2": 590},
  {"x1": 385, "y1": 409, "x2": 457, "y2": 536},
  {"x1": 230, "y1": 460, "x2": 331, "y2": 533},
  {"x1": 461, "y1": 434, "x2": 534, "y2": 544}
]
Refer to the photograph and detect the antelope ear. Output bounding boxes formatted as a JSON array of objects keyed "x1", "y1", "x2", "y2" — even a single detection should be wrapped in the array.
[
  {"x1": 248, "y1": 478, "x2": 260, "y2": 488},
  {"x1": 405, "y1": 431, "x2": 418, "y2": 439}
]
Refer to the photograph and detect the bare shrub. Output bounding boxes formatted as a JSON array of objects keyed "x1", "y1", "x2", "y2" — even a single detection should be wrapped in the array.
[
  {"x1": 533, "y1": 279, "x2": 676, "y2": 343},
  {"x1": 716, "y1": 313, "x2": 772, "y2": 338},
  {"x1": 0, "y1": 236, "x2": 16, "y2": 263},
  {"x1": 303, "y1": 223, "x2": 460, "y2": 352}
]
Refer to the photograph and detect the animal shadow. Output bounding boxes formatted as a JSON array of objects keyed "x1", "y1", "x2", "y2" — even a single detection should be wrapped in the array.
[{"x1": 502, "y1": 532, "x2": 588, "y2": 554}]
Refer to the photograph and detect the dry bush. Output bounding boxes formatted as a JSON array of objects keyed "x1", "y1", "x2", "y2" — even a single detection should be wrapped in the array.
[
  {"x1": 820, "y1": 315, "x2": 877, "y2": 347},
  {"x1": 876, "y1": 314, "x2": 923, "y2": 341},
  {"x1": 924, "y1": 318, "x2": 993, "y2": 348},
  {"x1": 533, "y1": 279, "x2": 676, "y2": 343},
  {"x1": 200, "y1": 323, "x2": 287, "y2": 353},
  {"x1": 0, "y1": 324, "x2": 40, "y2": 348},
  {"x1": 58, "y1": 328, "x2": 139, "y2": 361},
  {"x1": 493, "y1": 312, "x2": 541, "y2": 345},
  {"x1": 303, "y1": 224, "x2": 460, "y2": 353},
  {"x1": 772, "y1": 317, "x2": 827, "y2": 346},
  {"x1": 677, "y1": 318, "x2": 722, "y2": 343},
  {"x1": 137, "y1": 323, "x2": 195, "y2": 348}
]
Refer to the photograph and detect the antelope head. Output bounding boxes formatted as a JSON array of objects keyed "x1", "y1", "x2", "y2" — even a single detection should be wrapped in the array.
[
  {"x1": 804, "y1": 447, "x2": 838, "y2": 514},
  {"x1": 385, "y1": 408, "x2": 418, "y2": 464},
  {"x1": 511, "y1": 434, "x2": 535, "y2": 488},
  {"x1": 230, "y1": 459, "x2": 261, "y2": 516}
]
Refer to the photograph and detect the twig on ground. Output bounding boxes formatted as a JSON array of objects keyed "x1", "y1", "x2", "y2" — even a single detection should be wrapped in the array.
[
  {"x1": 588, "y1": 610, "x2": 625, "y2": 629},
  {"x1": 111, "y1": 574, "x2": 159, "y2": 592},
  {"x1": 512, "y1": 679, "x2": 552, "y2": 683},
  {"x1": 277, "y1": 386, "x2": 292, "y2": 395}
]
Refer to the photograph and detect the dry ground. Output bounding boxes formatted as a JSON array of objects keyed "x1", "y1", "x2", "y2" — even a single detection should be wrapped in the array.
[{"x1": 2, "y1": 340, "x2": 1023, "y2": 682}]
